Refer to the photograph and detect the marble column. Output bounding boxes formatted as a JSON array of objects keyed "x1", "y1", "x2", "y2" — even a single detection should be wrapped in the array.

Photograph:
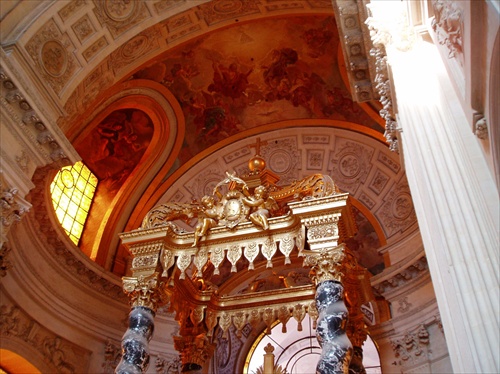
[
  {"x1": 304, "y1": 245, "x2": 352, "y2": 374},
  {"x1": 315, "y1": 280, "x2": 351, "y2": 374},
  {"x1": 115, "y1": 272, "x2": 165, "y2": 374},
  {"x1": 115, "y1": 306, "x2": 155, "y2": 374}
]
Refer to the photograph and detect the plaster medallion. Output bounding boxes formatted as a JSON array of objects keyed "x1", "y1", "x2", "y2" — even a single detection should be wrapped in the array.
[
  {"x1": 213, "y1": 0, "x2": 243, "y2": 14},
  {"x1": 339, "y1": 153, "x2": 361, "y2": 178},
  {"x1": 104, "y1": 0, "x2": 136, "y2": 22},
  {"x1": 392, "y1": 192, "x2": 413, "y2": 220},
  {"x1": 41, "y1": 40, "x2": 68, "y2": 77}
]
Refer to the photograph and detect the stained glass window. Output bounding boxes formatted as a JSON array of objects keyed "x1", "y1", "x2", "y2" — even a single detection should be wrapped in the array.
[{"x1": 50, "y1": 161, "x2": 98, "y2": 245}]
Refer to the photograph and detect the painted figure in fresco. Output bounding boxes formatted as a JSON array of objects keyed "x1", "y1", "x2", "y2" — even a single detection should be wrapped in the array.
[
  {"x1": 192, "y1": 195, "x2": 220, "y2": 247},
  {"x1": 208, "y1": 62, "x2": 253, "y2": 99},
  {"x1": 302, "y1": 26, "x2": 333, "y2": 58}
]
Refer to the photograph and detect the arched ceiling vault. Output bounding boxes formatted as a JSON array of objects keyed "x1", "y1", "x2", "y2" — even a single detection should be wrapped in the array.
[{"x1": 2, "y1": 1, "x2": 417, "y2": 276}]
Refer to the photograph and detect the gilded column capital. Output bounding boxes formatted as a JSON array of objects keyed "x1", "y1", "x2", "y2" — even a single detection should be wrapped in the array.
[
  {"x1": 302, "y1": 244, "x2": 346, "y2": 285},
  {"x1": 173, "y1": 334, "x2": 215, "y2": 370},
  {"x1": 122, "y1": 272, "x2": 167, "y2": 312}
]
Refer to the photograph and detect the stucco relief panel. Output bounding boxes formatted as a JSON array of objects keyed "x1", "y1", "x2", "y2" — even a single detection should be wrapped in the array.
[
  {"x1": 196, "y1": 0, "x2": 261, "y2": 26},
  {"x1": 154, "y1": 0, "x2": 190, "y2": 15},
  {"x1": 222, "y1": 146, "x2": 252, "y2": 164},
  {"x1": 93, "y1": 0, "x2": 152, "y2": 39},
  {"x1": 260, "y1": 137, "x2": 301, "y2": 185},
  {"x1": 306, "y1": 149, "x2": 325, "y2": 170},
  {"x1": 377, "y1": 151, "x2": 400, "y2": 174},
  {"x1": 58, "y1": 0, "x2": 88, "y2": 23},
  {"x1": 72, "y1": 14, "x2": 96, "y2": 44},
  {"x1": 0, "y1": 296, "x2": 92, "y2": 373},
  {"x1": 184, "y1": 165, "x2": 226, "y2": 200},
  {"x1": 369, "y1": 168, "x2": 390, "y2": 195},
  {"x1": 25, "y1": 19, "x2": 81, "y2": 96},
  {"x1": 328, "y1": 138, "x2": 374, "y2": 194},
  {"x1": 109, "y1": 26, "x2": 163, "y2": 74},
  {"x1": 375, "y1": 176, "x2": 417, "y2": 238},
  {"x1": 83, "y1": 36, "x2": 110, "y2": 62}
]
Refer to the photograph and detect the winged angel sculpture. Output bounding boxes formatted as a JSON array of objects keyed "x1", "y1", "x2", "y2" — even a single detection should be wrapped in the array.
[{"x1": 141, "y1": 171, "x2": 337, "y2": 246}]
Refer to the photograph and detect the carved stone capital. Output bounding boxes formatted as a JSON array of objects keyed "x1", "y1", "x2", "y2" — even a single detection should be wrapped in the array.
[
  {"x1": 303, "y1": 244, "x2": 346, "y2": 285},
  {"x1": 122, "y1": 272, "x2": 167, "y2": 312}
]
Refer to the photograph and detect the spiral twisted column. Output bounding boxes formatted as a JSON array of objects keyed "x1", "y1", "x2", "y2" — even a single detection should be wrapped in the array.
[
  {"x1": 116, "y1": 305, "x2": 155, "y2": 374},
  {"x1": 316, "y1": 280, "x2": 351, "y2": 373},
  {"x1": 114, "y1": 238, "x2": 167, "y2": 374},
  {"x1": 305, "y1": 245, "x2": 352, "y2": 374}
]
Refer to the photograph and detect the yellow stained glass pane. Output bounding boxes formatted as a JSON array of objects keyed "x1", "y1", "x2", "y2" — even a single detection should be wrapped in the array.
[
  {"x1": 50, "y1": 161, "x2": 98, "y2": 246},
  {"x1": 73, "y1": 161, "x2": 83, "y2": 173},
  {"x1": 62, "y1": 215, "x2": 73, "y2": 233},
  {"x1": 80, "y1": 166, "x2": 90, "y2": 179},
  {"x1": 71, "y1": 221, "x2": 83, "y2": 237},
  {"x1": 67, "y1": 201, "x2": 78, "y2": 217},
  {"x1": 56, "y1": 174, "x2": 66, "y2": 190},
  {"x1": 55, "y1": 207, "x2": 66, "y2": 222},
  {"x1": 75, "y1": 209, "x2": 87, "y2": 224},
  {"x1": 59, "y1": 194, "x2": 70, "y2": 210},
  {"x1": 84, "y1": 184, "x2": 95, "y2": 196},
  {"x1": 69, "y1": 235, "x2": 79, "y2": 245},
  {"x1": 80, "y1": 196, "x2": 91, "y2": 212},
  {"x1": 51, "y1": 185, "x2": 63, "y2": 201},
  {"x1": 89, "y1": 174, "x2": 98, "y2": 187},
  {"x1": 76, "y1": 177, "x2": 87, "y2": 192},
  {"x1": 72, "y1": 189, "x2": 83, "y2": 204}
]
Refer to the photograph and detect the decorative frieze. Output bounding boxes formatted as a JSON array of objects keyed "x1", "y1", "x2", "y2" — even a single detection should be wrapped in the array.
[
  {"x1": 102, "y1": 339, "x2": 122, "y2": 374},
  {"x1": 0, "y1": 301, "x2": 92, "y2": 372},
  {"x1": 332, "y1": 0, "x2": 379, "y2": 102},
  {"x1": 372, "y1": 256, "x2": 428, "y2": 295},
  {"x1": 431, "y1": 0, "x2": 464, "y2": 60},
  {"x1": 390, "y1": 324, "x2": 431, "y2": 365},
  {"x1": 0, "y1": 68, "x2": 71, "y2": 167},
  {"x1": 93, "y1": 0, "x2": 152, "y2": 39},
  {"x1": 155, "y1": 355, "x2": 182, "y2": 374}
]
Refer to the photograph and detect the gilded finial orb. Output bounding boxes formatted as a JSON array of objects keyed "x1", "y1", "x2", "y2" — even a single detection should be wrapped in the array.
[{"x1": 249, "y1": 155, "x2": 266, "y2": 172}]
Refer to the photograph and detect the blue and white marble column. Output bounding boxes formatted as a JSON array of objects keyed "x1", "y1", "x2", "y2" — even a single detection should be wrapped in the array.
[
  {"x1": 115, "y1": 306, "x2": 155, "y2": 374},
  {"x1": 115, "y1": 273, "x2": 164, "y2": 374},
  {"x1": 315, "y1": 279, "x2": 352, "y2": 374},
  {"x1": 304, "y1": 244, "x2": 352, "y2": 374}
]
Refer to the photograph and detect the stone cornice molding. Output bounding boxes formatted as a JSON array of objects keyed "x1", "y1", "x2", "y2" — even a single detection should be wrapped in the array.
[
  {"x1": 0, "y1": 64, "x2": 77, "y2": 168},
  {"x1": 370, "y1": 253, "x2": 428, "y2": 296},
  {"x1": 332, "y1": 0, "x2": 379, "y2": 102}
]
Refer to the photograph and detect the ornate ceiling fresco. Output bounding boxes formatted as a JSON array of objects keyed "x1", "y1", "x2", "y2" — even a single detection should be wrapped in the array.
[
  {"x1": 17, "y1": 0, "x2": 416, "y2": 279},
  {"x1": 128, "y1": 16, "x2": 382, "y2": 163}
]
